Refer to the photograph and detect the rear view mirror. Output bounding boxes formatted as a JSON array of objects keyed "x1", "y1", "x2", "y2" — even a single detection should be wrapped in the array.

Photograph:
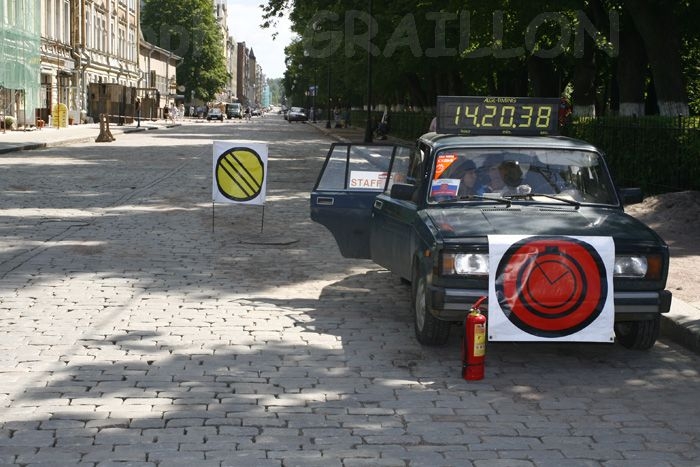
[
  {"x1": 619, "y1": 187, "x2": 643, "y2": 205},
  {"x1": 390, "y1": 183, "x2": 417, "y2": 201}
]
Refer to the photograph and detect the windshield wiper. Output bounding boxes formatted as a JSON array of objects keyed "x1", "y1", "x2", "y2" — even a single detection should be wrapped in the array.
[
  {"x1": 458, "y1": 194, "x2": 512, "y2": 207},
  {"x1": 506, "y1": 193, "x2": 581, "y2": 209}
]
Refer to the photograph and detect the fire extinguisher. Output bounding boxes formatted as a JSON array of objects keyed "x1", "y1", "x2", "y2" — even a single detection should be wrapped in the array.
[{"x1": 461, "y1": 296, "x2": 487, "y2": 381}]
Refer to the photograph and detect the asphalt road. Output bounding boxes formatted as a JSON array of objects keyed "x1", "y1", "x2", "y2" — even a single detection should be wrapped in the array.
[{"x1": 1, "y1": 115, "x2": 699, "y2": 466}]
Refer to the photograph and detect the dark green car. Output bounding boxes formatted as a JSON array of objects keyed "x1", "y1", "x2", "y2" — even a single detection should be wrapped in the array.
[{"x1": 310, "y1": 132, "x2": 671, "y2": 350}]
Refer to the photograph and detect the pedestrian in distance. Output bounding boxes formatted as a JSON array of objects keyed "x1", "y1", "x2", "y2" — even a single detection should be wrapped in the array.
[{"x1": 334, "y1": 106, "x2": 342, "y2": 128}]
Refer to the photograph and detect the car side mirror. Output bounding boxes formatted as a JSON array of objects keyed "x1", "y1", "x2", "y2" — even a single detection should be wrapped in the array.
[
  {"x1": 390, "y1": 183, "x2": 417, "y2": 201},
  {"x1": 619, "y1": 187, "x2": 643, "y2": 205}
]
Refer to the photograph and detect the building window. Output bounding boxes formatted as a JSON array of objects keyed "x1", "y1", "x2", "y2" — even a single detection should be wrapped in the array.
[
  {"x1": 119, "y1": 27, "x2": 125, "y2": 58},
  {"x1": 63, "y1": 0, "x2": 70, "y2": 43},
  {"x1": 43, "y1": 0, "x2": 51, "y2": 36},
  {"x1": 86, "y1": 11, "x2": 91, "y2": 47},
  {"x1": 100, "y1": 16, "x2": 106, "y2": 51},
  {"x1": 110, "y1": 18, "x2": 115, "y2": 54},
  {"x1": 128, "y1": 29, "x2": 135, "y2": 61},
  {"x1": 54, "y1": 0, "x2": 60, "y2": 39}
]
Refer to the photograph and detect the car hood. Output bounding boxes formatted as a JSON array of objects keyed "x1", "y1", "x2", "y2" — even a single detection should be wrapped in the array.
[{"x1": 425, "y1": 205, "x2": 663, "y2": 243}]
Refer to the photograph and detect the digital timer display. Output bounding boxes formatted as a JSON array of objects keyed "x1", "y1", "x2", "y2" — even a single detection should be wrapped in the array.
[{"x1": 436, "y1": 96, "x2": 560, "y2": 136}]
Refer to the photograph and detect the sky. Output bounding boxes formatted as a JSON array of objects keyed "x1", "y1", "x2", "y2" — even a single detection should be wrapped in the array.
[{"x1": 227, "y1": 0, "x2": 295, "y2": 79}]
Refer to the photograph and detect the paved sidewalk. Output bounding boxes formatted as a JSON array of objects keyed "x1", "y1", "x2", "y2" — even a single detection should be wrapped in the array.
[
  {"x1": 1, "y1": 118, "x2": 698, "y2": 356},
  {"x1": 0, "y1": 119, "x2": 179, "y2": 154}
]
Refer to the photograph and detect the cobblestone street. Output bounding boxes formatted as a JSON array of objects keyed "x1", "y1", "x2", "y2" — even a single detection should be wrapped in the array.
[{"x1": 0, "y1": 116, "x2": 699, "y2": 466}]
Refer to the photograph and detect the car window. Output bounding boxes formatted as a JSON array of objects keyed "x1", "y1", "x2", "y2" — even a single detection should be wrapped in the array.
[
  {"x1": 427, "y1": 148, "x2": 617, "y2": 205},
  {"x1": 316, "y1": 144, "x2": 399, "y2": 191},
  {"x1": 384, "y1": 146, "x2": 413, "y2": 193}
]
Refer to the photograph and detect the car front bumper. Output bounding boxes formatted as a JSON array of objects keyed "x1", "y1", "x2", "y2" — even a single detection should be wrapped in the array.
[{"x1": 429, "y1": 286, "x2": 672, "y2": 322}]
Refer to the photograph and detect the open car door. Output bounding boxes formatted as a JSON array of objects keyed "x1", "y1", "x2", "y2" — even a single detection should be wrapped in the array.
[{"x1": 310, "y1": 143, "x2": 410, "y2": 258}]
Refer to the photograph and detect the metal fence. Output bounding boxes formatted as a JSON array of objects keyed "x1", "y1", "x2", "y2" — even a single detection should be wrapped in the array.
[{"x1": 564, "y1": 116, "x2": 700, "y2": 195}]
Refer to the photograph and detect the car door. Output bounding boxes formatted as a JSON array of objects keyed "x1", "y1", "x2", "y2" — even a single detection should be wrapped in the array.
[
  {"x1": 369, "y1": 144, "x2": 423, "y2": 279},
  {"x1": 310, "y1": 143, "x2": 407, "y2": 259}
]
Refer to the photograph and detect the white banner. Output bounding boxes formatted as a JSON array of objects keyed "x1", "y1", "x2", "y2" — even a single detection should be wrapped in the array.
[
  {"x1": 348, "y1": 170, "x2": 388, "y2": 190},
  {"x1": 488, "y1": 235, "x2": 615, "y2": 343},
  {"x1": 212, "y1": 141, "x2": 268, "y2": 205}
]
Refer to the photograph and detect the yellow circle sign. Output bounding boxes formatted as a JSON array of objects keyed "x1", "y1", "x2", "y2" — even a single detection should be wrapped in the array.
[{"x1": 215, "y1": 147, "x2": 265, "y2": 201}]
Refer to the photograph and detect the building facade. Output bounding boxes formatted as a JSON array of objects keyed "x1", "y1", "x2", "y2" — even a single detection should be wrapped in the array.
[
  {"x1": 236, "y1": 42, "x2": 259, "y2": 108},
  {"x1": 2, "y1": 0, "x2": 259, "y2": 127},
  {"x1": 1, "y1": 0, "x2": 41, "y2": 126},
  {"x1": 38, "y1": 0, "x2": 177, "y2": 124}
]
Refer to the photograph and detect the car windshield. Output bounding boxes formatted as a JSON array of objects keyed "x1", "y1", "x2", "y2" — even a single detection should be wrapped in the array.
[{"x1": 428, "y1": 148, "x2": 618, "y2": 205}]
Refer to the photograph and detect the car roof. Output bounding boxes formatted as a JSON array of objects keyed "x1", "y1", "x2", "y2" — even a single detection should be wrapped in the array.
[{"x1": 418, "y1": 133, "x2": 601, "y2": 153}]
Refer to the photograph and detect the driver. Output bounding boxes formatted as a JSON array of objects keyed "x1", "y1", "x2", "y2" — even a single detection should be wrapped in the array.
[{"x1": 498, "y1": 160, "x2": 531, "y2": 196}]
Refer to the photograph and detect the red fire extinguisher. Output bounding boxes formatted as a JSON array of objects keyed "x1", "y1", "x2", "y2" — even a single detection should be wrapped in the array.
[{"x1": 462, "y1": 296, "x2": 487, "y2": 381}]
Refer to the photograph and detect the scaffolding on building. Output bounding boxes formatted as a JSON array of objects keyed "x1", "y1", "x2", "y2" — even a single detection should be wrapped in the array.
[{"x1": 0, "y1": 1, "x2": 41, "y2": 128}]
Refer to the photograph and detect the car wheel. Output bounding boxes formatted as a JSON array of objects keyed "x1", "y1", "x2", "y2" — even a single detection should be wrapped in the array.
[
  {"x1": 614, "y1": 315, "x2": 660, "y2": 350},
  {"x1": 412, "y1": 268, "x2": 450, "y2": 346}
]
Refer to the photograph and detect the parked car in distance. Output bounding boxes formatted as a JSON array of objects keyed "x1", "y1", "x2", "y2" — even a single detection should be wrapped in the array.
[
  {"x1": 226, "y1": 103, "x2": 242, "y2": 119},
  {"x1": 207, "y1": 108, "x2": 224, "y2": 121},
  {"x1": 287, "y1": 107, "x2": 308, "y2": 123}
]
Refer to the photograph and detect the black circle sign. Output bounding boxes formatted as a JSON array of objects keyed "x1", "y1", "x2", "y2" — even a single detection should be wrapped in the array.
[
  {"x1": 495, "y1": 236, "x2": 607, "y2": 338},
  {"x1": 215, "y1": 147, "x2": 264, "y2": 202}
]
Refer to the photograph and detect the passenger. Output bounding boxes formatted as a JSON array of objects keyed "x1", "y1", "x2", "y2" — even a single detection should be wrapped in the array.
[
  {"x1": 457, "y1": 159, "x2": 480, "y2": 197},
  {"x1": 480, "y1": 155, "x2": 505, "y2": 192}
]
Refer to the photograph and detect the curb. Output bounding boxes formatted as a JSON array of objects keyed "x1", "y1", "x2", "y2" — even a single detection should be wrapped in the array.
[
  {"x1": 662, "y1": 299, "x2": 700, "y2": 354},
  {"x1": 0, "y1": 137, "x2": 96, "y2": 154}
]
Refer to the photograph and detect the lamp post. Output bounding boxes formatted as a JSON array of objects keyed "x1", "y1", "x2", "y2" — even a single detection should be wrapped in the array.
[
  {"x1": 312, "y1": 77, "x2": 317, "y2": 123},
  {"x1": 363, "y1": 0, "x2": 374, "y2": 143},
  {"x1": 326, "y1": 64, "x2": 332, "y2": 129}
]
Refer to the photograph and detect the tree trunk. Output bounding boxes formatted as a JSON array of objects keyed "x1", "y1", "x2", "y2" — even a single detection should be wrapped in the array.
[
  {"x1": 571, "y1": 35, "x2": 597, "y2": 117},
  {"x1": 624, "y1": 0, "x2": 689, "y2": 116},
  {"x1": 404, "y1": 72, "x2": 428, "y2": 109},
  {"x1": 527, "y1": 56, "x2": 560, "y2": 97},
  {"x1": 616, "y1": 13, "x2": 647, "y2": 116}
]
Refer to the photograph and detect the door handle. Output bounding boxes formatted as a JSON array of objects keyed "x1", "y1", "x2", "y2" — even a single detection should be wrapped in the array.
[
  {"x1": 316, "y1": 196, "x2": 334, "y2": 206},
  {"x1": 374, "y1": 200, "x2": 384, "y2": 210}
]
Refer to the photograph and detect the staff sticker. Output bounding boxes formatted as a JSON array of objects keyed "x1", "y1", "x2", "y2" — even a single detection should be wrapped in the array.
[
  {"x1": 212, "y1": 141, "x2": 268, "y2": 205},
  {"x1": 488, "y1": 235, "x2": 615, "y2": 342}
]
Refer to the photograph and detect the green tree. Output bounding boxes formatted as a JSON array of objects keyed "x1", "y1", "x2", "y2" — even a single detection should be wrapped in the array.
[
  {"x1": 266, "y1": 78, "x2": 283, "y2": 105},
  {"x1": 263, "y1": 0, "x2": 698, "y2": 116},
  {"x1": 141, "y1": 0, "x2": 229, "y2": 102}
]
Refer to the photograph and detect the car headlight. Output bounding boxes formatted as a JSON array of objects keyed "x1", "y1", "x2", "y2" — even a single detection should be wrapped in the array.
[
  {"x1": 614, "y1": 256, "x2": 648, "y2": 278},
  {"x1": 441, "y1": 252, "x2": 489, "y2": 276}
]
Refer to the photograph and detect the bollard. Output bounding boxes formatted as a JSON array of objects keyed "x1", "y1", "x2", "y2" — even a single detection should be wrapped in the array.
[{"x1": 95, "y1": 113, "x2": 115, "y2": 142}]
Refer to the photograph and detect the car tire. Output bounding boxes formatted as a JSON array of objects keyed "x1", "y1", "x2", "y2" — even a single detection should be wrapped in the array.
[
  {"x1": 412, "y1": 268, "x2": 450, "y2": 346},
  {"x1": 614, "y1": 315, "x2": 660, "y2": 350}
]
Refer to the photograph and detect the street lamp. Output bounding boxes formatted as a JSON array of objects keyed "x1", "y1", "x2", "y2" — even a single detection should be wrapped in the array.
[
  {"x1": 326, "y1": 64, "x2": 332, "y2": 129},
  {"x1": 364, "y1": 0, "x2": 374, "y2": 143}
]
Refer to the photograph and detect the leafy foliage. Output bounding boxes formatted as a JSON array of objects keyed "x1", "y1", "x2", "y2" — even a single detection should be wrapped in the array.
[
  {"x1": 261, "y1": 0, "x2": 698, "y2": 115},
  {"x1": 141, "y1": 0, "x2": 229, "y2": 102}
]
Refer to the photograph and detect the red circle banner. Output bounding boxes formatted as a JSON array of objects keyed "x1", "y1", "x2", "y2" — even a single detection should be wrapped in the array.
[{"x1": 495, "y1": 237, "x2": 608, "y2": 338}]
